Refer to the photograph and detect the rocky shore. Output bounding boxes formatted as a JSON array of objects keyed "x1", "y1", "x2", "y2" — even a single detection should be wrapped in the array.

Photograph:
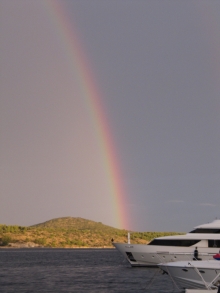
[
  {"x1": 0, "y1": 242, "x2": 114, "y2": 249},
  {"x1": 1, "y1": 242, "x2": 41, "y2": 248}
]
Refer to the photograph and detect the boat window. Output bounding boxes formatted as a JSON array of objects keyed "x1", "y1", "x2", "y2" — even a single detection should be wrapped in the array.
[
  {"x1": 208, "y1": 240, "x2": 220, "y2": 248},
  {"x1": 148, "y1": 239, "x2": 200, "y2": 247},
  {"x1": 199, "y1": 270, "x2": 205, "y2": 274},
  {"x1": 182, "y1": 269, "x2": 188, "y2": 272},
  {"x1": 126, "y1": 252, "x2": 136, "y2": 262},
  {"x1": 190, "y1": 228, "x2": 220, "y2": 234}
]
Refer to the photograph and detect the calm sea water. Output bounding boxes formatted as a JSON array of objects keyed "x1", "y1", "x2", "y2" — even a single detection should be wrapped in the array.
[{"x1": 0, "y1": 248, "x2": 183, "y2": 293}]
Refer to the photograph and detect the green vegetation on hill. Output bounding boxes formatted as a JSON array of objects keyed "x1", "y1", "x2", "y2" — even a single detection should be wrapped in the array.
[
  {"x1": 0, "y1": 217, "x2": 183, "y2": 248},
  {"x1": 32, "y1": 217, "x2": 120, "y2": 231}
]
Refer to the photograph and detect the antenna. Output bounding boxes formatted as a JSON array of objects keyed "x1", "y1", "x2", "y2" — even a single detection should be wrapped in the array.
[{"x1": 128, "y1": 232, "x2": 130, "y2": 244}]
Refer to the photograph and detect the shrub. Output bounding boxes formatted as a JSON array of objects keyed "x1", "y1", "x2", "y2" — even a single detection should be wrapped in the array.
[
  {"x1": 1, "y1": 235, "x2": 12, "y2": 246},
  {"x1": 34, "y1": 238, "x2": 46, "y2": 246}
]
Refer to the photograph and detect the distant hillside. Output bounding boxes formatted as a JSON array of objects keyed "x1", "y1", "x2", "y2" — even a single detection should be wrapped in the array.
[
  {"x1": 32, "y1": 217, "x2": 122, "y2": 232},
  {"x1": 0, "y1": 217, "x2": 183, "y2": 248}
]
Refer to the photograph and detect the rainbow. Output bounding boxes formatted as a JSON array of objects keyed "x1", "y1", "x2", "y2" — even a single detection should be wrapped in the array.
[{"x1": 43, "y1": 0, "x2": 128, "y2": 229}]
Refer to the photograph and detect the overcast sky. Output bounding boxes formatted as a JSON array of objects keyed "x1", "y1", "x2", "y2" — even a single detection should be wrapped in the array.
[{"x1": 1, "y1": 0, "x2": 220, "y2": 232}]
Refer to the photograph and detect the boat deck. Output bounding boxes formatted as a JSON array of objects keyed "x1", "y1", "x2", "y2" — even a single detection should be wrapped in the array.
[{"x1": 185, "y1": 289, "x2": 218, "y2": 293}]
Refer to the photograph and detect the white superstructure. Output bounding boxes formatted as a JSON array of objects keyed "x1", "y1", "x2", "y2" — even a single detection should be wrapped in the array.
[
  {"x1": 158, "y1": 260, "x2": 220, "y2": 290},
  {"x1": 113, "y1": 220, "x2": 220, "y2": 267}
]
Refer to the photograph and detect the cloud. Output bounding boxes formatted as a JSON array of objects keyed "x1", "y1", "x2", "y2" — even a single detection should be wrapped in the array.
[
  {"x1": 199, "y1": 203, "x2": 216, "y2": 207},
  {"x1": 168, "y1": 200, "x2": 184, "y2": 203}
]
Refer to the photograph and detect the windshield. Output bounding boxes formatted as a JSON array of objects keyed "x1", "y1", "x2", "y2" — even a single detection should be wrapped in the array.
[
  {"x1": 190, "y1": 228, "x2": 220, "y2": 234},
  {"x1": 148, "y1": 239, "x2": 200, "y2": 247}
]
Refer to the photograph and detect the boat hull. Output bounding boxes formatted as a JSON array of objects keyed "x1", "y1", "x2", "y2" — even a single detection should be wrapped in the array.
[
  {"x1": 113, "y1": 243, "x2": 219, "y2": 267},
  {"x1": 158, "y1": 261, "x2": 220, "y2": 290}
]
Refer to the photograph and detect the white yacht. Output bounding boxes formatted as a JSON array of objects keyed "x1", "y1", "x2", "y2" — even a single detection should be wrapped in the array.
[
  {"x1": 158, "y1": 259, "x2": 220, "y2": 290},
  {"x1": 113, "y1": 219, "x2": 220, "y2": 267}
]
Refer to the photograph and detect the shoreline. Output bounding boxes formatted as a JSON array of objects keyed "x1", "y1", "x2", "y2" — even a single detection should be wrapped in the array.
[
  {"x1": 0, "y1": 247, "x2": 116, "y2": 249},
  {"x1": 0, "y1": 242, "x2": 116, "y2": 249}
]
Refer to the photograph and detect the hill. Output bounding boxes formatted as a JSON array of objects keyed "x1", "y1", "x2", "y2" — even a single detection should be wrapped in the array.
[
  {"x1": 0, "y1": 217, "x2": 183, "y2": 248},
  {"x1": 32, "y1": 217, "x2": 121, "y2": 232}
]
